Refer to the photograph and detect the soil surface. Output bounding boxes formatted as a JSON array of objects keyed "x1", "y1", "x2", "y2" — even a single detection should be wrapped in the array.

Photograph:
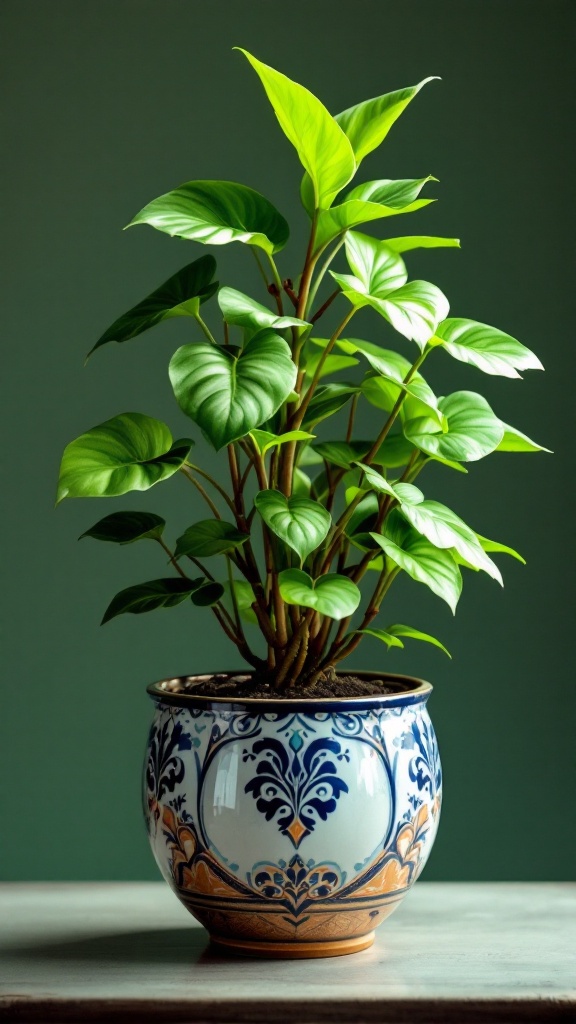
[{"x1": 178, "y1": 673, "x2": 395, "y2": 700}]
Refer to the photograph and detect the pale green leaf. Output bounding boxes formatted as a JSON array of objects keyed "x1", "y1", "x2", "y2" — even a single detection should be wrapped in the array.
[
  {"x1": 254, "y1": 490, "x2": 331, "y2": 561},
  {"x1": 223, "y1": 579, "x2": 258, "y2": 624},
  {"x1": 57, "y1": 413, "x2": 192, "y2": 503},
  {"x1": 404, "y1": 391, "x2": 504, "y2": 462},
  {"x1": 237, "y1": 48, "x2": 355, "y2": 209},
  {"x1": 278, "y1": 569, "x2": 361, "y2": 619},
  {"x1": 314, "y1": 177, "x2": 435, "y2": 251},
  {"x1": 335, "y1": 77, "x2": 439, "y2": 164},
  {"x1": 357, "y1": 627, "x2": 404, "y2": 649},
  {"x1": 169, "y1": 329, "x2": 297, "y2": 450},
  {"x1": 250, "y1": 429, "x2": 315, "y2": 456},
  {"x1": 87, "y1": 257, "x2": 218, "y2": 358},
  {"x1": 384, "y1": 236, "x2": 460, "y2": 253},
  {"x1": 127, "y1": 179, "x2": 289, "y2": 255},
  {"x1": 496, "y1": 422, "x2": 552, "y2": 453},
  {"x1": 476, "y1": 534, "x2": 526, "y2": 564},
  {"x1": 218, "y1": 286, "x2": 310, "y2": 332},
  {"x1": 434, "y1": 318, "x2": 543, "y2": 378},
  {"x1": 399, "y1": 498, "x2": 502, "y2": 583},
  {"x1": 79, "y1": 511, "x2": 165, "y2": 544},
  {"x1": 383, "y1": 623, "x2": 451, "y2": 657},
  {"x1": 174, "y1": 520, "x2": 249, "y2": 559}
]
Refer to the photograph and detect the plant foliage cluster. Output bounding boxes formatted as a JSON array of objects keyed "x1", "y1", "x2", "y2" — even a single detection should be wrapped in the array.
[{"x1": 58, "y1": 49, "x2": 547, "y2": 689}]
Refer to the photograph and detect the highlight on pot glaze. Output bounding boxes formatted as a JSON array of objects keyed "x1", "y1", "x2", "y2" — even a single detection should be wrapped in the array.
[{"x1": 144, "y1": 676, "x2": 441, "y2": 958}]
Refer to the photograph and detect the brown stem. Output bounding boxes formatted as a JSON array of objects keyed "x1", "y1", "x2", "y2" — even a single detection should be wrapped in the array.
[
  {"x1": 283, "y1": 279, "x2": 299, "y2": 308},
  {"x1": 156, "y1": 538, "x2": 190, "y2": 579},
  {"x1": 180, "y1": 468, "x2": 222, "y2": 519},
  {"x1": 310, "y1": 287, "x2": 340, "y2": 324}
]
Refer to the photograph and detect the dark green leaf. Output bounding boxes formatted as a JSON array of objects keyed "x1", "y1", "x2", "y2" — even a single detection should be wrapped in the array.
[
  {"x1": 79, "y1": 511, "x2": 165, "y2": 544},
  {"x1": 101, "y1": 577, "x2": 202, "y2": 624},
  {"x1": 191, "y1": 582, "x2": 225, "y2": 607},
  {"x1": 175, "y1": 520, "x2": 249, "y2": 559},
  {"x1": 301, "y1": 383, "x2": 359, "y2": 428}
]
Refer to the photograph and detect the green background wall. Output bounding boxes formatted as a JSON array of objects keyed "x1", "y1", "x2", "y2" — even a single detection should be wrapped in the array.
[{"x1": 1, "y1": 0, "x2": 574, "y2": 882}]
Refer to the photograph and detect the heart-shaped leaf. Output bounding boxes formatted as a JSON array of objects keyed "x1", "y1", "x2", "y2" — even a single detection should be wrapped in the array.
[
  {"x1": 314, "y1": 177, "x2": 435, "y2": 251},
  {"x1": 175, "y1": 520, "x2": 249, "y2": 559},
  {"x1": 357, "y1": 624, "x2": 451, "y2": 657},
  {"x1": 169, "y1": 329, "x2": 297, "y2": 450},
  {"x1": 128, "y1": 180, "x2": 289, "y2": 255},
  {"x1": 102, "y1": 577, "x2": 203, "y2": 624},
  {"x1": 237, "y1": 49, "x2": 356, "y2": 209},
  {"x1": 371, "y1": 512, "x2": 462, "y2": 612},
  {"x1": 57, "y1": 413, "x2": 192, "y2": 502},
  {"x1": 335, "y1": 77, "x2": 438, "y2": 164},
  {"x1": 255, "y1": 490, "x2": 331, "y2": 562},
  {"x1": 218, "y1": 286, "x2": 310, "y2": 332},
  {"x1": 404, "y1": 391, "x2": 504, "y2": 462},
  {"x1": 496, "y1": 422, "x2": 552, "y2": 453},
  {"x1": 278, "y1": 569, "x2": 361, "y2": 619},
  {"x1": 434, "y1": 318, "x2": 543, "y2": 378},
  {"x1": 79, "y1": 511, "x2": 165, "y2": 544},
  {"x1": 87, "y1": 256, "x2": 218, "y2": 358}
]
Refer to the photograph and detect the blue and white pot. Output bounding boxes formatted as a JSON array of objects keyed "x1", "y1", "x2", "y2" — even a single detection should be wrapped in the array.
[{"x1": 144, "y1": 671, "x2": 441, "y2": 958}]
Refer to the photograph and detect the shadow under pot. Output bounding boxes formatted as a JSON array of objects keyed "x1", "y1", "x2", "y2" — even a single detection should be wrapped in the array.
[{"x1": 144, "y1": 670, "x2": 441, "y2": 959}]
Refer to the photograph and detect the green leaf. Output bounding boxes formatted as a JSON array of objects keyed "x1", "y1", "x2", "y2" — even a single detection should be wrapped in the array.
[
  {"x1": 384, "y1": 236, "x2": 460, "y2": 253},
  {"x1": 254, "y1": 490, "x2": 331, "y2": 562},
  {"x1": 87, "y1": 257, "x2": 218, "y2": 358},
  {"x1": 332, "y1": 232, "x2": 449, "y2": 347},
  {"x1": 434, "y1": 318, "x2": 543, "y2": 378},
  {"x1": 301, "y1": 383, "x2": 359, "y2": 428},
  {"x1": 314, "y1": 177, "x2": 435, "y2": 252},
  {"x1": 293, "y1": 467, "x2": 312, "y2": 497},
  {"x1": 174, "y1": 520, "x2": 249, "y2": 559},
  {"x1": 57, "y1": 413, "x2": 192, "y2": 503},
  {"x1": 476, "y1": 534, "x2": 526, "y2": 564},
  {"x1": 218, "y1": 286, "x2": 310, "y2": 332},
  {"x1": 223, "y1": 579, "x2": 258, "y2": 624},
  {"x1": 496, "y1": 422, "x2": 552, "y2": 453},
  {"x1": 356, "y1": 627, "x2": 404, "y2": 649},
  {"x1": 191, "y1": 582, "x2": 225, "y2": 607},
  {"x1": 101, "y1": 577, "x2": 202, "y2": 624},
  {"x1": 79, "y1": 511, "x2": 165, "y2": 544},
  {"x1": 169, "y1": 329, "x2": 297, "y2": 450},
  {"x1": 237, "y1": 48, "x2": 355, "y2": 209},
  {"x1": 404, "y1": 391, "x2": 504, "y2": 462},
  {"x1": 128, "y1": 180, "x2": 289, "y2": 255},
  {"x1": 335, "y1": 77, "x2": 439, "y2": 164},
  {"x1": 313, "y1": 440, "x2": 372, "y2": 470},
  {"x1": 278, "y1": 569, "x2": 361, "y2": 619},
  {"x1": 360, "y1": 624, "x2": 451, "y2": 657},
  {"x1": 303, "y1": 350, "x2": 359, "y2": 380},
  {"x1": 250, "y1": 429, "x2": 315, "y2": 456},
  {"x1": 399, "y1": 498, "x2": 502, "y2": 583},
  {"x1": 371, "y1": 512, "x2": 462, "y2": 612},
  {"x1": 344, "y1": 492, "x2": 379, "y2": 538}
]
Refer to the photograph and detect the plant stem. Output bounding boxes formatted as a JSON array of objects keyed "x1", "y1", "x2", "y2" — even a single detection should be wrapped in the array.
[
  {"x1": 184, "y1": 462, "x2": 237, "y2": 514},
  {"x1": 156, "y1": 538, "x2": 189, "y2": 579},
  {"x1": 180, "y1": 467, "x2": 222, "y2": 519},
  {"x1": 305, "y1": 235, "x2": 345, "y2": 314},
  {"x1": 193, "y1": 312, "x2": 218, "y2": 346},
  {"x1": 310, "y1": 287, "x2": 341, "y2": 324}
]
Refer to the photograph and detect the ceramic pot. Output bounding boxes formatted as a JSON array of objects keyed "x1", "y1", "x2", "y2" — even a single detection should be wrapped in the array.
[{"x1": 144, "y1": 671, "x2": 441, "y2": 959}]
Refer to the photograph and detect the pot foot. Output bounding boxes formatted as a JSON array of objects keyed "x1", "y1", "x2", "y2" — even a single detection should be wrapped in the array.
[{"x1": 210, "y1": 930, "x2": 375, "y2": 959}]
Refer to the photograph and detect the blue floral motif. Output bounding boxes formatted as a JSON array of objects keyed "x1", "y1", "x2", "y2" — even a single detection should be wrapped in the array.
[
  {"x1": 249, "y1": 856, "x2": 344, "y2": 904},
  {"x1": 146, "y1": 715, "x2": 193, "y2": 801},
  {"x1": 243, "y1": 736, "x2": 350, "y2": 847},
  {"x1": 396, "y1": 716, "x2": 442, "y2": 796}
]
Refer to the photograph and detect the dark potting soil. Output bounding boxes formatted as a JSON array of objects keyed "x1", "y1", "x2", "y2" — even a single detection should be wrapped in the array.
[{"x1": 180, "y1": 672, "x2": 395, "y2": 700}]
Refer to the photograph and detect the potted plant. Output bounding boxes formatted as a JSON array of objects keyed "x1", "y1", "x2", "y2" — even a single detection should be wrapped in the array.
[{"x1": 57, "y1": 49, "x2": 547, "y2": 958}]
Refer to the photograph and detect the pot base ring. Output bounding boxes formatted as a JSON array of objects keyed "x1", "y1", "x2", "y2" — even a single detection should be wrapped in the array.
[{"x1": 210, "y1": 930, "x2": 375, "y2": 959}]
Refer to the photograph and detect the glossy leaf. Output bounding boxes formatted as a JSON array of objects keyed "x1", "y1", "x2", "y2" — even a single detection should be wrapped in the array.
[
  {"x1": 174, "y1": 520, "x2": 249, "y2": 559},
  {"x1": 237, "y1": 49, "x2": 355, "y2": 209},
  {"x1": 57, "y1": 413, "x2": 192, "y2": 503},
  {"x1": 223, "y1": 579, "x2": 258, "y2": 624},
  {"x1": 255, "y1": 490, "x2": 331, "y2": 561},
  {"x1": 101, "y1": 577, "x2": 202, "y2": 624},
  {"x1": 218, "y1": 286, "x2": 310, "y2": 332},
  {"x1": 434, "y1": 318, "x2": 543, "y2": 378},
  {"x1": 128, "y1": 180, "x2": 289, "y2": 255},
  {"x1": 191, "y1": 581, "x2": 225, "y2": 607},
  {"x1": 250, "y1": 429, "x2": 315, "y2": 456},
  {"x1": 79, "y1": 511, "x2": 165, "y2": 544},
  {"x1": 357, "y1": 624, "x2": 451, "y2": 657},
  {"x1": 384, "y1": 236, "x2": 460, "y2": 253},
  {"x1": 314, "y1": 177, "x2": 435, "y2": 251},
  {"x1": 278, "y1": 569, "x2": 361, "y2": 619},
  {"x1": 335, "y1": 77, "x2": 438, "y2": 164},
  {"x1": 404, "y1": 391, "x2": 504, "y2": 462},
  {"x1": 372, "y1": 280, "x2": 450, "y2": 349},
  {"x1": 87, "y1": 257, "x2": 218, "y2": 358},
  {"x1": 301, "y1": 383, "x2": 359, "y2": 428},
  {"x1": 169, "y1": 330, "x2": 297, "y2": 450},
  {"x1": 371, "y1": 512, "x2": 462, "y2": 612},
  {"x1": 399, "y1": 498, "x2": 502, "y2": 583},
  {"x1": 357, "y1": 627, "x2": 404, "y2": 649},
  {"x1": 496, "y1": 422, "x2": 552, "y2": 453},
  {"x1": 303, "y1": 350, "x2": 359, "y2": 380},
  {"x1": 332, "y1": 231, "x2": 408, "y2": 296}
]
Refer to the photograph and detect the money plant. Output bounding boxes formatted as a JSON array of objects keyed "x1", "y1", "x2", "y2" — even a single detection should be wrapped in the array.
[{"x1": 57, "y1": 49, "x2": 547, "y2": 691}]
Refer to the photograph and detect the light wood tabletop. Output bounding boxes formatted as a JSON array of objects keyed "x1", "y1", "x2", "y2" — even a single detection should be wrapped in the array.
[{"x1": 0, "y1": 882, "x2": 574, "y2": 1022}]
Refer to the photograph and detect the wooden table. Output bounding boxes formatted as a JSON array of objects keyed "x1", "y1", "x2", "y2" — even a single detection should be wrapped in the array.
[{"x1": 0, "y1": 883, "x2": 574, "y2": 1022}]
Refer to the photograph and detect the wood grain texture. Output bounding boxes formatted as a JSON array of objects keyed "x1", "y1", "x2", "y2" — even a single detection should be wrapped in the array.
[{"x1": 0, "y1": 883, "x2": 574, "y2": 1022}]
